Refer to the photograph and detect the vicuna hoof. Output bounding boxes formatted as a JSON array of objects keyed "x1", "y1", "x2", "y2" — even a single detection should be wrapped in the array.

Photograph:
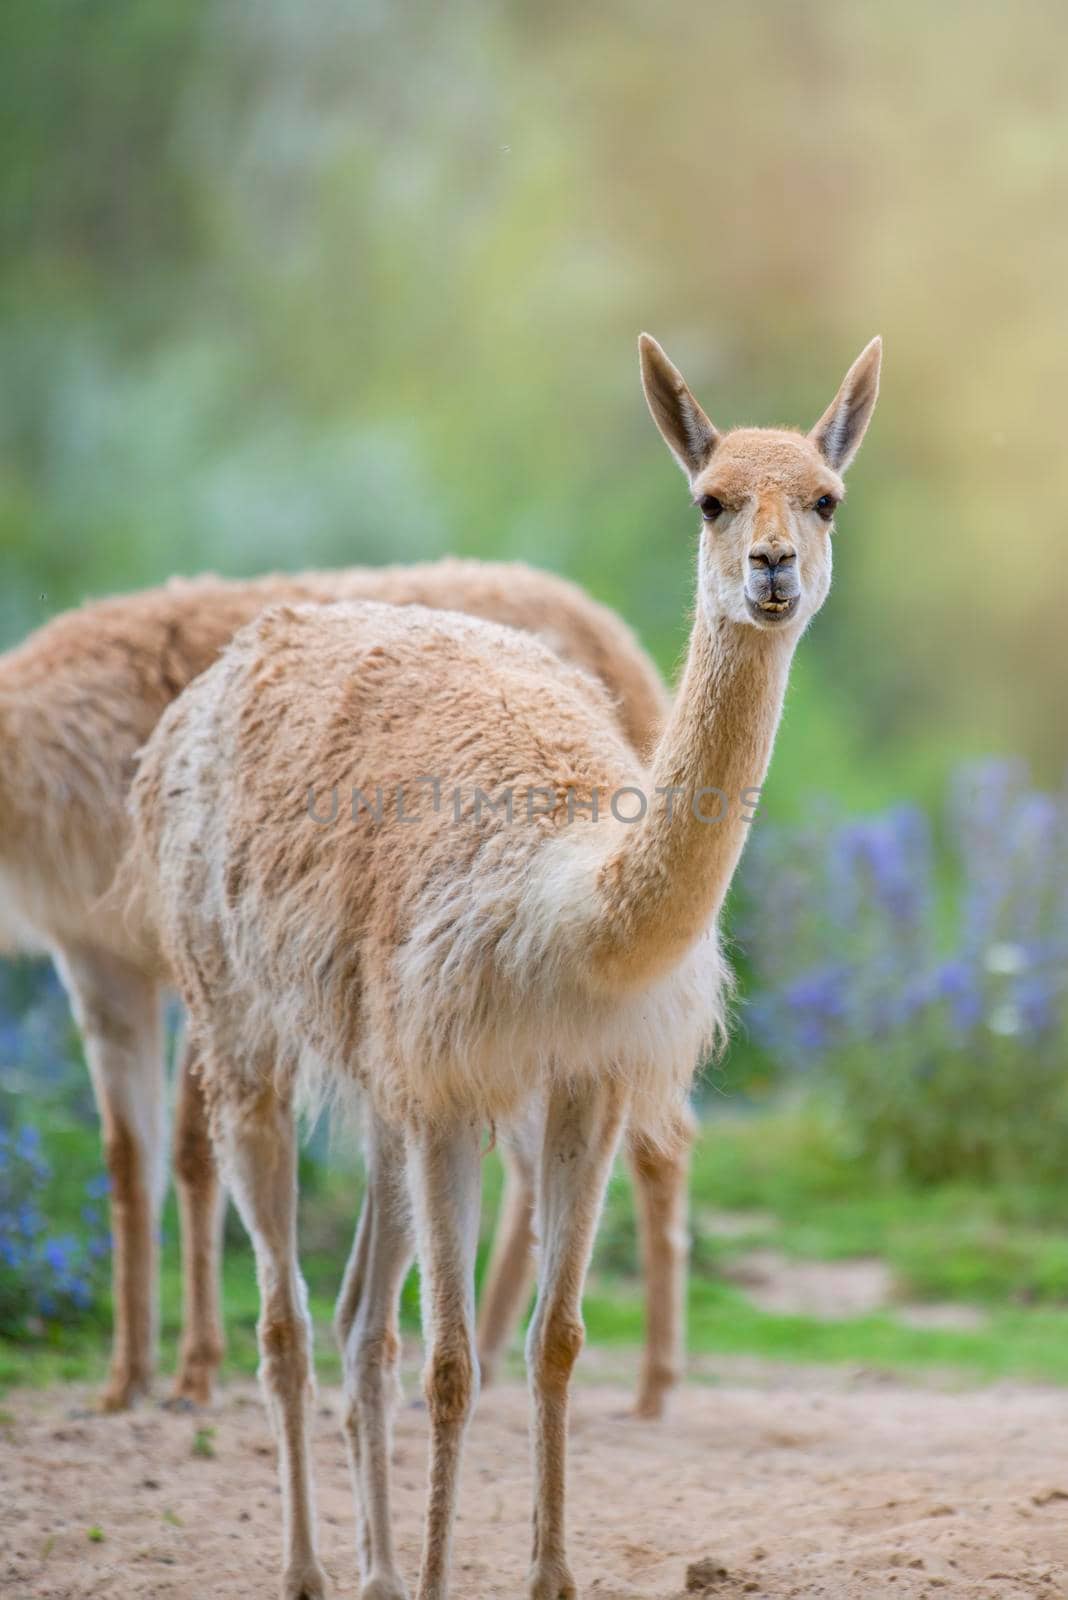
[
  {"x1": 627, "y1": 1393, "x2": 667, "y2": 1422},
  {"x1": 100, "y1": 1370, "x2": 152, "y2": 1412},
  {"x1": 282, "y1": 1560, "x2": 330, "y2": 1599},
  {"x1": 170, "y1": 1349, "x2": 221, "y2": 1408},
  {"x1": 360, "y1": 1575, "x2": 409, "y2": 1600},
  {"x1": 528, "y1": 1563, "x2": 577, "y2": 1600}
]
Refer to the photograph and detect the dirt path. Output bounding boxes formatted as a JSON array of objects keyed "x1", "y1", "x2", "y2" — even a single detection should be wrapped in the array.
[{"x1": 3, "y1": 1361, "x2": 1068, "y2": 1598}]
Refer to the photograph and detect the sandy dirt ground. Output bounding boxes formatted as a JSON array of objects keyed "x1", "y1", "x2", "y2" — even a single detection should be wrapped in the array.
[{"x1": 4, "y1": 1359, "x2": 1068, "y2": 1599}]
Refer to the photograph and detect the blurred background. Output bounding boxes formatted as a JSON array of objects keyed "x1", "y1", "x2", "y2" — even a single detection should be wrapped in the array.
[{"x1": 2, "y1": 1, "x2": 1068, "y2": 1391}]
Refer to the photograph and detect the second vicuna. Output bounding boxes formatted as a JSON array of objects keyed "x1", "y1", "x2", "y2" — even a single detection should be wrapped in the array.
[
  {"x1": 123, "y1": 332, "x2": 881, "y2": 1600},
  {"x1": 0, "y1": 555, "x2": 683, "y2": 1419}
]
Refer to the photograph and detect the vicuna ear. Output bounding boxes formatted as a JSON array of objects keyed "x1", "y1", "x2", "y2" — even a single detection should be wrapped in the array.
[
  {"x1": 638, "y1": 333, "x2": 719, "y2": 478},
  {"x1": 808, "y1": 336, "x2": 882, "y2": 472}
]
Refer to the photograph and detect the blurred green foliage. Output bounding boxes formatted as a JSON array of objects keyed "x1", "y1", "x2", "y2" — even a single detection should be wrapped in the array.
[{"x1": 3, "y1": 1, "x2": 1067, "y2": 815}]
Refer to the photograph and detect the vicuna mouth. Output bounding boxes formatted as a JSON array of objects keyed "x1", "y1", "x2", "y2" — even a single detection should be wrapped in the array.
[{"x1": 747, "y1": 594, "x2": 799, "y2": 624}]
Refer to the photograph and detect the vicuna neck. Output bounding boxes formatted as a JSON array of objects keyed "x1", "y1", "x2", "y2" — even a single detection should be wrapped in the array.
[{"x1": 589, "y1": 603, "x2": 796, "y2": 990}]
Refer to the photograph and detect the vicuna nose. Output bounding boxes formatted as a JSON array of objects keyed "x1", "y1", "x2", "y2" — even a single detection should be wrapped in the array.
[{"x1": 749, "y1": 542, "x2": 796, "y2": 573}]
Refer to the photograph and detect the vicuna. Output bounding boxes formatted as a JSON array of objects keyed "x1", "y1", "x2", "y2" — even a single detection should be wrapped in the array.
[
  {"x1": 121, "y1": 332, "x2": 881, "y2": 1599},
  {"x1": 0, "y1": 559, "x2": 689, "y2": 1416}
]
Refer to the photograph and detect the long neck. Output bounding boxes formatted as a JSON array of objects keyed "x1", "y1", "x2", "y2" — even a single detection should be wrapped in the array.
[{"x1": 589, "y1": 606, "x2": 796, "y2": 990}]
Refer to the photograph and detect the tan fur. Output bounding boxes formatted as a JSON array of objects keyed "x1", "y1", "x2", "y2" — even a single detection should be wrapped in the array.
[
  {"x1": 627, "y1": 1107, "x2": 695, "y2": 1416},
  {"x1": 0, "y1": 557, "x2": 686, "y2": 1416},
  {"x1": 49, "y1": 941, "x2": 165, "y2": 1410},
  {"x1": 0, "y1": 559, "x2": 665, "y2": 968},
  {"x1": 120, "y1": 335, "x2": 881, "y2": 1598},
  {"x1": 171, "y1": 1035, "x2": 226, "y2": 1406},
  {"x1": 477, "y1": 1101, "x2": 694, "y2": 1419},
  {"x1": 125, "y1": 600, "x2": 716, "y2": 1134}
]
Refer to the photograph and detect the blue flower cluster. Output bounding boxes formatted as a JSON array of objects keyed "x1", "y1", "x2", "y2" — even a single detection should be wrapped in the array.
[
  {"x1": 735, "y1": 760, "x2": 1068, "y2": 1180},
  {"x1": 0, "y1": 959, "x2": 189, "y2": 1340},
  {"x1": 0, "y1": 1123, "x2": 111, "y2": 1337}
]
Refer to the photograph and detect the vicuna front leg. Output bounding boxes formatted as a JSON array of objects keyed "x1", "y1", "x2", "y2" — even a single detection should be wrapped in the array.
[
  {"x1": 335, "y1": 1111, "x2": 414, "y2": 1600},
  {"x1": 53, "y1": 944, "x2": 164, "y2": 1411},
  {"x1": 171, "y1": 1034, "x2": 226, "y2": 1406},
  {"x1": 407, "y1": 1120, "x2": 483, "y2": 1600},
  {"x1": 626, "y1": 1105, "x2": 695, "y2": 1419},
  {"x1": 476, "y1": 1133, "x2": 537, "y2": 1386},
  {"x1": 219, "y1": 1088, "x2": 326, "y2": 1600},
  {"x1": 527, "y1": 1080, "x2": 626, "y2": 1600}
]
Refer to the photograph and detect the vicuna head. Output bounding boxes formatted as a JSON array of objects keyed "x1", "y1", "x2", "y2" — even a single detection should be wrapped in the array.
[{"x1": 639, "y1": 334, "x2": 882, "y2": 634}]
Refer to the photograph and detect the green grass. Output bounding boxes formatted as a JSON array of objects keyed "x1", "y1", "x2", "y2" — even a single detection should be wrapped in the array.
[
  {"x1": 686, "y1": 1102, "x2": 1068, "y2": 1301},
  {"x1": 577, "y1": 1104, "x2": 1068, "y2": 1385},
  {"x1": 582, "y1": 1280, "x2": 1068, "y2": 1385},
  {"x1": 7, "y1": 1102, "x2": 1068, "y2": 1396}
]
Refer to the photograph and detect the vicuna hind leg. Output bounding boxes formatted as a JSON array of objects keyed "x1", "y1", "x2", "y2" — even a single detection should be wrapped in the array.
[
  {"x1": 476, "y1": 1130, "x2": 537, "y2": 1386},
  {"x1": 626, "y1": 1103, "x2": 695, "y2": 1419},
  {"x1": 216, "y1": 1085, "x2": 327, "y2": 1600},
  {"x1": 407, "y1": 1119, "x2": 483, "y2": 1600},
  {"x1": 53, "y1": 943, "x2": 164, "y2": 1411},
  {"x1": 171, "y1": 1032, "x2": 226, "y2": 1405},
  {"x1": 334, "y1": 1110, "x2": 414, "y2": 1600},
  {"x1": 527, "y1": 1079, "x2": 626, "y2": 1600}
]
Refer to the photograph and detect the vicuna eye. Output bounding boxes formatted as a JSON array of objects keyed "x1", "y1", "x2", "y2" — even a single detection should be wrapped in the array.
[
  {"x1": 815, "y1": 494, "x2": 838, "y2": 521},
  {"x1": 698, "y1": 495, "x2": 724, "y2": 521}
]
